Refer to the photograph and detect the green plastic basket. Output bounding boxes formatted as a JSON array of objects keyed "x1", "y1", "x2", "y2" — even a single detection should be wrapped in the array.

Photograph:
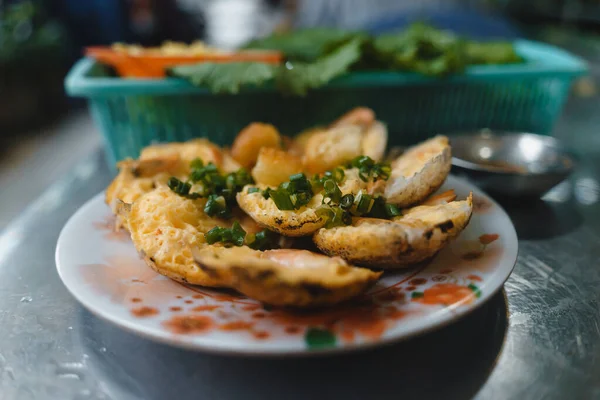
[{"x1": 65, "y1": 40, "x2": 587, "y2": 171}]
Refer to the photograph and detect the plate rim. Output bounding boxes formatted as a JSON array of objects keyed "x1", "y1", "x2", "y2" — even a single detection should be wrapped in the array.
[{"x1": 55, "y1": 175, "x2": 518, "y2": 356}]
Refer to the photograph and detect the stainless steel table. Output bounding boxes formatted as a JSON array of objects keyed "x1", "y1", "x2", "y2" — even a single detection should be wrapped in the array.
[{"x1": 2, "y1": 76, "x2": 600, "y2": 400}]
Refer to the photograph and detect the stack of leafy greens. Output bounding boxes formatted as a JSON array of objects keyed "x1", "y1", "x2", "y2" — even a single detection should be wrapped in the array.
[{"x1": 170, "y1": 23, "x2": 522, "y2": 96}]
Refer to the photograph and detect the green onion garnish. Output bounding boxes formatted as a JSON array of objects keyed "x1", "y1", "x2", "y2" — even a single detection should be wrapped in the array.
[
  {"x1": 231, "y1": 221, "x2": 246, "y2": 246},
  {"x1": 324, "y1": 206, "x2": 352, "y2": 228},
  {"x1": 322, "y1": 167, "x2": 345, "y2": 183},
  {"x1": 246, "y1": 229, "x2": 278, "y2": 250},
  {"x1": 256, "y1": 158, "x2": 398, "y2": 228},
  {"x1": 247, "y1": 187, "x2": 260, "y2": 194},
  {"x1": 356, "y1": 193, "x2": 373, "y2": 214},
  {"x1": 190, "y1": 158, "x2": 204, "y2": 170},
  {"x1": 205, "y1": 226, "x2": 223, "y2": 244},
  {"x1": 204, "y1": 194, "x2": 230, "y2": 219},
  {"x1": 316, "y1": 206, "x2": 334, "y2": 220},
  {"x1": 385, "y1": 203, "x2": 401, "y2": 217},
  {"x1": 269, "y1": 188, "x2": 295, "y2": 210},
  {"x1": 205, "y1": 222, "x2": 277, "y2": 250},
  {"x1": 340, "y1": 194, "x2": 354, "y2": 210},
  {"x1": 168, "y1": 159, "x2": 255, "y2": 219},
  {"x1": 266, "y1": 173, "x2": 314, "y2": 211},
  {"x1": 205, "y1": 222, "x2": 246, "y2": 247},
  {"x1": 346, "y1": 156, "x2": 391, "y2": 182},
  {"x1": 167, "y1": 177, "x2": 201, "y2": 199},
  {"x1": 323, "y1": 179, "x2": 342, "y2": 204},
  {"x1": 289, "y1": 173, "x2": 305, "y2": 182}
]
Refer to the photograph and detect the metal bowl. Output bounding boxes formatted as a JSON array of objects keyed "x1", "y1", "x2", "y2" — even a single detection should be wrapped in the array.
[{"x1": 449, "y1": 130, "x2": 574, "y2": 197}]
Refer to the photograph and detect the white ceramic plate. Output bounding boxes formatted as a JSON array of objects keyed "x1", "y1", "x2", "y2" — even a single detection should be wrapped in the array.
[{"x1": 56, "y1": 175, "x2": 517, "y2": 355}]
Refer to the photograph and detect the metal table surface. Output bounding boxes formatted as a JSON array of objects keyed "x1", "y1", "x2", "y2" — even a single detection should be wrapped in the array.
[{"x1": 1, "y1": 89, "x2": 600, "y2": 400}]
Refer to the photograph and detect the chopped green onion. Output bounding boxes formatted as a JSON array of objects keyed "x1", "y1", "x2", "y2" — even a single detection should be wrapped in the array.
[
  {"x1": 325, "y1": 207, "x2": 350, "y2": 228},
  {"x1": 342, "y1": 211, "x2": 352, "y2": 225},
  {"x1": 226, "y1": 174, "x2": 236, "y2": 189},
  {"x1": 168, "y1": 159, "x2": 255, "y2": 219},
  {"x1": 204, "y1": 194, "x2": 230, "y2": 219},
  {"x1": 269, "y1": 189, "x2": 295, "y2": 210},
  {"x1": 373, "y1": 164, "x2": 392, "y2": 181},
  {"x1": 295, "y1": 192, "x2": 310, "y2": 207},
  {"x1": 366, "y1": 197, "x2": 387, "y2": 219},
  {"x1": 190, "y1": 158, "x2": 204, "y2": 170},
  {"x1": 205, "y1": 223, "x2": 243, "y2": 246},
  {"x1": 356, "y1": 193, "x2": 373, "y2": 214},
  {"x1": 332, "y1": 168, "x2": 345, "y2": 183},
  {"x1": 289, "y1": 173, "x2": 305, "y2": 182},
  {"x1": 205, "y1": 222, "x2": 277, "y2": 250},
  {"x1": 322, "y1": 167, "x2": 345, "y2": 184},
  {"x1": 360, "y1": 196, "x2": 401, "y2": 219},
  {"x1": 346, "y1": 155, "x2": 391, "y2": 182},
  {"x1": 247, "y1": 187, "x2": 260, "y2": 194},
  {"x1": 310, "y1": 174, "x2": 324, "y2": 192},
  {"x1": 385, "y1": 203, "x2": 401, "y2": 217},
  {"x1": 359, "y1": 156, "x2": 374, "y2": 169},
  {"x1": 205, "y1": 226, "x2": 223, "y2": 244},
  {"x1": 247, "y1": 229, "x2": 278, "y2": 250},
  {"x1": 168, "y1": 177, "x2": 191, "y2": 195},
  {"x1": 323, "y1": 179, "x2": 342, "y2": 204},
  {"x1": 316, "y1": 206, "x2": 334, "y2": 220},
  {"x1": 167, "y1": 177, "x2": 201, "y2": 199},
  {"x1": 266, "y1": 173, "x2": 314, "y2": 211},
  {"x1": 230, "y1": 221, "x2": 246, "y2": 246},
  {"x1": 204, "y1": 222, "x2": 245, "y2": 247},
  {"x1": 340, "y1": 194, "x2": 354, "y2": 210}
]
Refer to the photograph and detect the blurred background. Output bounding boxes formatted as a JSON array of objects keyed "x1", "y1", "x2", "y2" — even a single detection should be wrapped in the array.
[{"x1": 1, "y1": 0, "x2": 599, "y2": 229}]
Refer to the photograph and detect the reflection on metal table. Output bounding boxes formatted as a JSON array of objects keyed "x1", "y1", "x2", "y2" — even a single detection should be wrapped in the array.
[{"x1": 1, "y1": 61, "x2": 600, "y2": 400}]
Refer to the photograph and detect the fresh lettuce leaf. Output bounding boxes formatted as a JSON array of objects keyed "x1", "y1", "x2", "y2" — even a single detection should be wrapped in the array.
[
  {"x1": 171, "y1": 38, "x2": 363, "y2": 96},
  {"x1": 169, "y1": 62, "x2": 277, "y2": 94},
  {"x1": 244, "y1": 28, "x2": 359, "y2": 62},
  {"x1": 465, "y1": 41, "x2": 523, "y2": 65},
  {"x1": 171, "y1": 24, "x2": 523, "y2": 95},
  {"x1": 373, "y1": 23, "x2": 467, "y2": 76},
  {"x1": 276, "y1": 37, "x2": 364, "y2": 96}
]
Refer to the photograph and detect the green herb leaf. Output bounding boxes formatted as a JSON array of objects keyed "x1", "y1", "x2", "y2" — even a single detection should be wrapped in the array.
[
  {"x1": 170, "y1": 62, "x2": 277, "y2": 94},
  {"x1": 304, "y1": 327, "x2": 336, "y2": 349},
  {"x1": 411, "y1": 291, "x2": 424, "y2": 299}
]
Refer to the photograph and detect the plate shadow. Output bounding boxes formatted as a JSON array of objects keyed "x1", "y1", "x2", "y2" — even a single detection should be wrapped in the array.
[{"x1": 78, "y1": 290, "x2": 509, "y2": 400}]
